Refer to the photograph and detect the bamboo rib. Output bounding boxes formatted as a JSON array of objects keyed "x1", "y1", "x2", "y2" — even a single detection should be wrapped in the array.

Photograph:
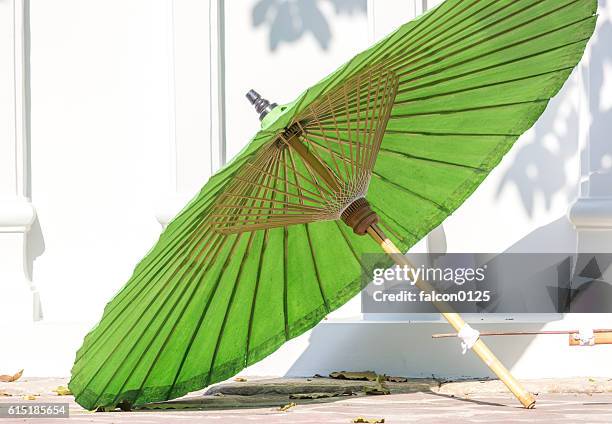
[
  {"x1": 366, "y1": 223, "x2": 536, "y2": 409},
  {"x1": 212, "y1": 66, "x2": 397, "y2": 235}
]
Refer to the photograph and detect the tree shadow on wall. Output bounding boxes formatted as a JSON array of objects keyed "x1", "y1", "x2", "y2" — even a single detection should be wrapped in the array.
[
  {"x1": 253, "y1": 0, "x2": 367, "y2": 51},
  {"x1": 495, "y1": 80, "x2": 580, "y2": 217},
  {"x1": 583, "y1": 10, "x2": 612, "y2": 176},
  {"x1": 496, "y1": 10, "x2": 612, "y2": 216}
]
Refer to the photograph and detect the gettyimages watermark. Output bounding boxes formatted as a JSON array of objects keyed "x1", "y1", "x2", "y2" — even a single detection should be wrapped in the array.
[{"x1": 360, "y1": 253, "x2": 612, "y2": 314}]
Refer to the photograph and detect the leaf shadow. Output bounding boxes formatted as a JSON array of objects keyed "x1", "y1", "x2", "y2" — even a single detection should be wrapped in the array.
[
  {"x1": 252, "y1": 0, "x2": 367, "y2": 51},
  {"x1": 496, "y1": 12, "x2": 612, "y2": 217}
]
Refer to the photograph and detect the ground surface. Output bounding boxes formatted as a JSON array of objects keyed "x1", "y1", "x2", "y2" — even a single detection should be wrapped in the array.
[{"x1": 1, "y1": 377, "x2": 612, "y2": 423}]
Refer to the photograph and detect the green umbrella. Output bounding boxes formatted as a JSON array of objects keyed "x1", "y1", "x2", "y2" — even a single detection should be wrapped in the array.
[{"x1": 69, "y1": 0, "x2": 597, "y2": 411}]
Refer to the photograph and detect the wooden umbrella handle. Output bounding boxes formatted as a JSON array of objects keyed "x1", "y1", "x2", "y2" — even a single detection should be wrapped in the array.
[
  {"x1": 287, "y1": 138, "x2": 535, "y2": 408},
  {"x1": 366, "y1": 224, "x2": 536, "y2": 409}
]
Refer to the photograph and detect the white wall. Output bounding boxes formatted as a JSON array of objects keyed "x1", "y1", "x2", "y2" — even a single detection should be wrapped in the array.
[
  {"x1": 1, "y1": 0, "x2": 612, "y2": 381},
  {"x1": 1, "y1": 0, "x2": 176, "y2": 374},
  {"x1": 28, "y1": 0, "x2": 174, "y2": 323}
]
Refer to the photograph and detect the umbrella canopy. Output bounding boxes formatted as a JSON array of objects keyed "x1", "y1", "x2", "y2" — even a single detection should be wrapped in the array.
[{"x1": 69, "y1": 0, "x2": 597, "y2": 410}]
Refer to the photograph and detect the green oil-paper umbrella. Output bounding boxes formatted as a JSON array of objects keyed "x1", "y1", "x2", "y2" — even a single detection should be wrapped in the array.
[{"x1": 69, "y1": 0, "x2": 597, "y2": 411}]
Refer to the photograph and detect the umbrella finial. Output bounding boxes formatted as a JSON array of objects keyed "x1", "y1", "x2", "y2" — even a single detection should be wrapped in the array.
[{"x1": 246, "y1": 89, "x2": 277, "y2": 121}]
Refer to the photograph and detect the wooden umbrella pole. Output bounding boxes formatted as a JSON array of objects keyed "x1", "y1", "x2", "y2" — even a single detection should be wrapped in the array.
[
  {"x1": 285, "y1": 129, "x2": 535, "y2": 408},
  {"x1": 366, "y1": 223, "x2": 536, "y2": 409}
]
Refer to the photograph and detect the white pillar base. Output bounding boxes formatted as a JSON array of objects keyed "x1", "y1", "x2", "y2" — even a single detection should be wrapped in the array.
[
  {"x1": 569, "y1": 197, "x2": 612, "y2": 253},
  {"x1": 570, "y1": 198, "x2": 612, "y2": 230},
  {"x1": 0, "y1": 200, "x2": 40, "y2": 322},
  {"x1": 0, "y1": 274, "x2": 41, "y2": 322}
]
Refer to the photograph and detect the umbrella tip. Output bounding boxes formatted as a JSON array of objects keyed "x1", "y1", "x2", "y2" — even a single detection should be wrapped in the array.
[{"x1": 246, "y1": 89, "x2": 277, "y2": 121}]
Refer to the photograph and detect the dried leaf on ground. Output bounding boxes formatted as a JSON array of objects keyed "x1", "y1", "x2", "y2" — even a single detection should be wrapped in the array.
[
  {"x1": 234, "y1": 377, "x2": 247, "y2": 382},
  {"x1": 53, "y1": 386, "x2": 72, "y2": 396},
  {"x1": 364, "y1": 386, "x2": 390, "y2": 395},
  {"x1": 23, "y1": 394, "x2": 38, "y2": 400},
  {"x1": 289, "y1": 390, "x2": 354, "y2": 399},
  {"x1": 277, "y1": 402, "x2": 297, "y2": 412},
  {"x1": 0, "y1": 392, "x2": 12, "y2": 397},
  {"x1": 329, "y1": 371, "x2": 378, "y2": 381},
  {"x1": 385, "y1": 376, "x2": 408, "y2": 383},
  {"x1": 352, "y1": 417, "x2": 385, "y2": 423},
  {"x1": 0, "y1": 369, "x2": 23, "y2": 383},
  {"x1": 364, "y1": 375, "x2": 390, "y2": 396}
]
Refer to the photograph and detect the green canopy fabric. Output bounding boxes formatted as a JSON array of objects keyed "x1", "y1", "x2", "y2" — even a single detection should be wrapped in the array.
[{"x1": 69, "y1": 0, "x2": 597, "y2": 410}]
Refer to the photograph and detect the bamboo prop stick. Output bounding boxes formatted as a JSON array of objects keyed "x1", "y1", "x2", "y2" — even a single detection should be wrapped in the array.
[
  {"x1": 432, "y1": 329, "x2": 612, "y2": 339},
  {"x1": 366, "y1": 223, "x2": 536, "y2": 409}
]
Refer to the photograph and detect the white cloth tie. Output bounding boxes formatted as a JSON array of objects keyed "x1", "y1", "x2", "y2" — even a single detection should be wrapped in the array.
[
  {"x1": 575, "y1": 327, "x2": 595, "y2": 346},
  {"x1": 458, "y1": 324, "x2": 480, "y2": 355}
]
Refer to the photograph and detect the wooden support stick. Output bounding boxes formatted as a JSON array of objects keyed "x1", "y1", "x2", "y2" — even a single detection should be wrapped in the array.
[
  {"x1": 433, "y1": 329, "x2": 612, "y2": 339},
  {"x1": 366, "y1": 223, "x2": 536, "y2": 409}
]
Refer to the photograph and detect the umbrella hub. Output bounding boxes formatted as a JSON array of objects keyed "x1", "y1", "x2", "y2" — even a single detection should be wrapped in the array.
[
  {"x1": 225, "y1": 70, "x2": 397, "y2": 236},
  {"x1": 341, "y1": 198, "x2": 379, "y2": 235}
]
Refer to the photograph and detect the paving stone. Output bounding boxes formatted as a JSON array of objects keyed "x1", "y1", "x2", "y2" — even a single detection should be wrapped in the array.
[
  {"x1": 2, "y1": 377, "x2": 612, "y2": 422},
  {"x1": 436, "y1": 377, "x2": 612, "y2": 397}
]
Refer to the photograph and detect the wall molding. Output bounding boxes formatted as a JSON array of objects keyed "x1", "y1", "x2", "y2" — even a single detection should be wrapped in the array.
[
  {"x1": 0, "y1": 0, "x2": 40, "y2": 321},
  {"x1": 156, "y1": 0, "x2": 226, "y2": 227},
  {"x1": 569, "y1": 37, "x2": 612, "y2": 238},
  {"x1": 570, "y1": 198, "x2": 612, "y2": 230},
  {"x1": 367, "y1": 0, "x2": 427, "y2": 44}
]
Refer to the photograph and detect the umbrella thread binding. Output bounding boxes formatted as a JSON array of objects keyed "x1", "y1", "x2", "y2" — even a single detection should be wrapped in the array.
[{"x1": 341, "y1": 198, "x2": 379, "y2": 235}]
